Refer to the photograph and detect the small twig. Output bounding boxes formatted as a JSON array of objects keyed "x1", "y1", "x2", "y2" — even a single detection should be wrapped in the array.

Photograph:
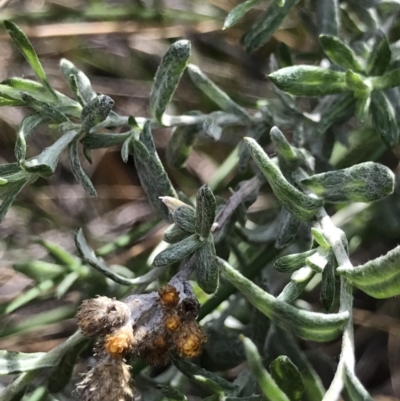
[{"x1": 213, "y1": 176, "x2": 264, "y2": 242}]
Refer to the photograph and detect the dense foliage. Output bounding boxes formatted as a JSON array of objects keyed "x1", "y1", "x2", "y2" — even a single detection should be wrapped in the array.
[{"x1": 1, "y1": 1, "x2": 400, "y2": 400}]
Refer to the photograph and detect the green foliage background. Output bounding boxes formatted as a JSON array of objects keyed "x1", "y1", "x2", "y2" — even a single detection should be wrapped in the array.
[{"x1": 1, "y1": 0, "x2": 400, "y2": 400}]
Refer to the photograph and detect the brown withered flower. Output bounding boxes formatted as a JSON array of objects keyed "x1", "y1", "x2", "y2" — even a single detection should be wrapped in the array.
[
  {"x1": 75, "y1": 272, "x2": 206, "y2": 399},
  {"x1": 76, "y1": 357, "x2": 134, "y2": 401}
]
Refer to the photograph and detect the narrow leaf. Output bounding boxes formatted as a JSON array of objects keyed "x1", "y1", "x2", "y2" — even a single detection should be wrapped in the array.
[
  {"x1": 269, "y1": 356, "x2": 305, "y2": 401},
  {"x1": 22, "y1": 130, "x2": 79, "y2": 177},
  {"x1": 241, "y1": 0, "x2": 300, "y2": 53},
  {"x1": 13, "y1": 261, "x2": 64, "y2": 282},
  {"x1": 268, "y1": 66, "x2": 348, "y2": 97},
  {"x1": 0, "y1": 351, "x2": 49, "y2": 374},
  {"x1": 187, "y1": 64, "x2": 249, "y2": 119},
  {"x1": 316, "y1": 0, "x2": 339, "y2": 36},
  {"x1": 60, "y1": 58, "x2": 97, "y2": 104},
  {"x1": 274, "y1": 249, "x2": 315, "y2": 273},
  {"x1": 163, "y1": 224, "x2": 188, "y2": 244},
  {"x1": 320, "y1": 254, "x2": 336, "y2": 311},
  {"x1": 367, "y1": 31, "x2": 391, "y2": 76},
  {"x1": 275, "y1": 209, "x2": 300, "y2": 248},
  {"x1": 241, "y1": 336, "x2": 290, "y2": 401},
  {"x1": 337, "y1": 245, "x2": 400, "y2": 298},
  {"x1": 82, "y1": 132, "x2": 130, "y2": 149},
  {"x1": 217, "y1": 257, "x2": 348, "y2": 342},
  {"x1": 244, "y1": 137, "x2": 323, "y2": 222},
  {"x1": 156, "y1": 385, "x2": 188, "y2": 401},
  {"x1": 195, "y1": 185, "x2": 216, "y2": 238},
  {"x1": 319, "y1": 35, "x2": 364, "y2": 73},
  {"x1": 150, "y1": 40, "x2": 191, "y2": 123},
  {"x1": 21, "y1": 93, "x2": 68, "y2": 124},
  {"x1": 370, "y1": 90, "x2": 399, "y2": 148},
  {"x1": 4, "y1": 21, "x2": 57, "y2": 99},
  {"x1": 195, "y1": 237, "x2": 218, "y2": 294},
  {"x1": 173, "y1": 206, "x2": 196, "y2": 233},
  {"x1": 15, "y1": 113, "x2": 50, "y2": 162},
  {"x1": 301, "y1": 162, "x2": 395, "y2": 203},
  {"x1": 153, "y1": 234, "x2": 202, "y2": 267},
  {"x1": 68, "y1": 136, "x2": 97, "y2": 197},
  {"x1": 223, "y1": 0, "x2": 265, "y2": 30}
]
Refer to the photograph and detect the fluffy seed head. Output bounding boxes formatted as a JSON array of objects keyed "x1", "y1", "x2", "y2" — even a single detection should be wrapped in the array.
[
  {"x1": 77, "y1": 296, "x2": 130, "y2": 337},
  {"x1": 174, "y1": 320, "x2": 207, "y2": 359},
  {"x1": 104, "y1": 324, "x2": 134, "y2": 358},
  {"x1": 76, "y1": 358, "x2": 134, "y2": 401}
]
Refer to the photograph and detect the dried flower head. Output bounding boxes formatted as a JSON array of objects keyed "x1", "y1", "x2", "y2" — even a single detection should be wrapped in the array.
[
  {"x1": 76, "y1": 296, "x2": 130, "y2": 337},
  {"x1": 76, "y1": 357, "x2": 134, "y2": 401},
  {"x1": 76, "y1": 275, "x2": 206, "y2": 397}
]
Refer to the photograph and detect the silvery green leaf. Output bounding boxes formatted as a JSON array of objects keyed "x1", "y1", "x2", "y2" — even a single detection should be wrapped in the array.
[
  {"x1": 266, "y1": 326, "x2": 325, "y2": 401},
  {"x1": 153, "y1": 234, "x2": 202, "y2": 266},
  {"x1": 270, "y1": 356, "x2": 305, "y2": 401},
  {"x1": 4, "y1": 21, "x2": 57, "y2": 100},
  {"x1": 5, "y1": 279, "x2": 54, "y2": 314},
  {"x1": 133, "y1": 122, "x2": 178, "y2": 220},
  {"x1": 277, "y1": 274, "x2": 313, "y2": 304},
  {"x1": 82, "y1": 132, "x2": 130, "y2": 149},
  {"x1": 121, "y1": 136, "x2": 132, "y2": 163},
  {"x1": 15, "y1": 113, "x2": 50, "y2": 162},
  {"x1": 195, "y1": 236, "x2": 218, "y2": 294},
  {"x1": 47, "y1": 338, "x2": 87, "y2": 393},
  {"x1": 275, "y1": 208, "x2": 300, "y2": 248},
  {"x1": 223, "y1": 0, "x2": 265, "y2": 30},
  {"x1": 344, "y1": 366, "x2": 374, "y2": 401},
  {"x1": 0, "y1": 95, "x2": 24, "y2": 107},
  {"x1": 21, "y1": 93, "x2": 69, "y2": 124},
  {"x1": 156, "y1": 385, "x2": 188, "y2": 401},
  {"x1": 370, "y1": 90, "x2": 399, "y2": 148},
  {"x1": 68, "y1": 136, "x2": 97, "y2": 197},
  {"x1": 55, "y1": 271, "x2": 79, "y2": 299},
  {"x1": 173, "y1": 205, "x2": 196, "y2": 233},
  {"x1": 367, "y1": 31, "x2": 391, "y2": 76},
  {"x1": 60, "y1": 58, "x2": 97, "y2": 104},
  {"x1": 239, "y1": 118, "x2": 272, "y2": 173},
  {"x1": 345, "y1": 70, "x2": 369, "y2": 94},
  {"x1": 316, "y1": 92, "x2": 355, "y2": 136},
  {"x1": 150, "y1": 40, "x2": 191, "y2": 123},
  {"x1": 337, "y1": 245, "x2": 400, "y2": 298},
  {"x1": 163, "y1": 224, "x2": 188, "y2": 244},
  {"x1": 274, "y1": 249, "x2": 315, "y2": 273},
  {"x1": 13, "y1": 261, "x2": 64, "y2": 282},
  {"x1": 217, "y1": 257, "x2": 348, "y2": 342},
  {"x1": 0, "y1": 177, "x2": 32, "y2": 223},
  {"x1": 320, "y1": 254, "x2": 336, "y2": 311},
  {"x1": 81, "y1": 95, "x2": 114, "y2": 132},
  {"x1": 301, "y1": 162, "x2": 395, "y2": 203},
  {"x1": 319, "y1": 35, "x2": 364, "y2": 73},
  {"x1": 316, "y1": 0, "x2": 339, "y2": 36},
  {"x1": 167, "y1": 112, "x2": 202, "y2": 168},
  {"x1": 305, "y1": 247, "x2": 331, "y2": 273},
  {"x1": 241, "y1": 336, "x2": 290, "y2": 401},
  {"x1": 241, "y1": 0, "x2": 300, "y2": 53},
  {"x1": 22, "y1": 130, "x2": 79, "y2": 177},
  {"x1": 187, "y1": 64, "x2": 249, "y2": 119},
  {"x1": 196, "y1": 185, "x2": 216, "y2": 238},
  {"x1": 2, "y1": 78, "x2": 50, "y2": 102},
  {"x1": 268, "y1": 66, "x2": 348, "y2": 97},
  {"x1": 0, "y1": 350, "x2": 51, "y2": 374},
  {"x1": 355, "y1": 94, "x2": 371, "y2": 124},
  {"x1": 270, "y1": 126, "x2": 302, "y2": 169},
  {"x1": 310, "y1": 228, "x2": 330, "y2": 249},
  {"x1": 244, "y1": 138, "x2": 323, "y2": 222},
  {"x1": 174, "y1": 358, "x2": 238, "y2": 394}
]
